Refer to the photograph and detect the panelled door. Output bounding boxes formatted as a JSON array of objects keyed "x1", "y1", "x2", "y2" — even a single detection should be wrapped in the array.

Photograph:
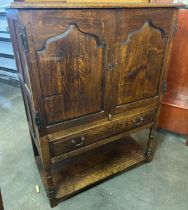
[
  {"x1": 113, "y1": 9, "x2": 172, "y2": 114},
  {"x1": 24, "y1": 9, "x2": 174, "y2": 131},
  {"x1": 34, "y1": 23, "x2": 108, "y2": 127}
]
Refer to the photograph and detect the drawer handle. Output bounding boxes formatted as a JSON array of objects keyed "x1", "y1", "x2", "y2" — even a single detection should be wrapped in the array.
[
  {"x1": 133, "y1": 117, "x2": 144, "y2": 126},
  {"x1": 71, "y1": 137, "x2": 85, "y2": 147}
]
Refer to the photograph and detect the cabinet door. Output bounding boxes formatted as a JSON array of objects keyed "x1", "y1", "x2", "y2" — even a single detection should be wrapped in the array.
[
  {"x1": 36, "y1": 24, "x2": 108, "y2": 126},
  {"x1": 115, "y1": 20, "x2": 166, "y2": 111}
]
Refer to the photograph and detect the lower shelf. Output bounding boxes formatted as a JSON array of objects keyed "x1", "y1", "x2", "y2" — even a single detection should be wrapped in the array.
[{"x1": 35, "y1": 136, "x2": 146, "y2": 203}]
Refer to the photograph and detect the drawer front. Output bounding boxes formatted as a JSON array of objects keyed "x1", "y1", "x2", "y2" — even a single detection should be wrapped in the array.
[{"x1": 50, "y1": 109, "x2": 156, "y2": 157}]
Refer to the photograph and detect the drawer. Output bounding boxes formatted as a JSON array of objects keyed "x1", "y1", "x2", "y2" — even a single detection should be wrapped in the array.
[{"x1": 49, "y1": 109, "x2": 156, "y2": 157}]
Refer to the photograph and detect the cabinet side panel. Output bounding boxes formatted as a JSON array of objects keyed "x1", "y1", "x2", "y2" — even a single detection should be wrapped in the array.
[{"x1": 7, "y1": 10, "x2": 40, "y2": 141}]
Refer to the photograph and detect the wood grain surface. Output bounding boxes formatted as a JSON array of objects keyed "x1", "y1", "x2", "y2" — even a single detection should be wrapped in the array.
[
  {"x1": 20, "y1": 8, "x2": 174, "y2": 133},
  {"x1": 37, "y1": 24, "x2": 105, "y2": 124},
  {"x1": 6, "y1": 4, "x2": 179, "y2": 207},
  {"x1": 115, "y1": 20, "x2": 165, "y2": 105},
  {"x1": 36, "y1": 136, "x2": 146, "y2": 202}
]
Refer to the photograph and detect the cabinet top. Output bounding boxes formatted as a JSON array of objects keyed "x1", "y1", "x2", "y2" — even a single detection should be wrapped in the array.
[{"x1": 8, "y1": 2, "x2": 184, "y2": 9}]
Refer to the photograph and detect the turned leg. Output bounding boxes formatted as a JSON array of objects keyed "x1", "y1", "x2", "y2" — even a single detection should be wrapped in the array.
[
  {"x1": 146, "y1": 126, "x2": 155, "y2": 162},
  {"x1": 40, "y1": 136, "x2": 57, "y2": 207},
  {"x1": 45, "y1": 169, "x2": 57, "y2": 208}
]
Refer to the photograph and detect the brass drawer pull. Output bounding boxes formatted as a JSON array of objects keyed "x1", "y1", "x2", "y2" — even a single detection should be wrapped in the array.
[
  {"x1": 71, "y1": 137, "x2": 85, "y2": 147},
  {"x1": 133, "y1": 116, "x2": 144, "y2": 126}
]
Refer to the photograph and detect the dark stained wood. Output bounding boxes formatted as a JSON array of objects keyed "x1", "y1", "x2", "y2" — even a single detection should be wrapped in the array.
[
  {"x1": 36, "y1": 136, "x2": 146, "y2": 203},
  {"x1": 51, "y1": 123, "x2": 154, "y2": 163},
  {"x1": 50, "y1": 108, "x2": 155, "y2": 158},
  {"x1": 37, "y1": 24, "x2": 107, "y2": 125},
  {"x1": 14, "y1": 7, "x2": 176, "y2": 134},
  {"x1": 6, "y1": 3, "x2": 180, "y2": 207},
  {"x1": 158, "y1": 9, "x2": 188, "y2": 138},
  {"x1": 115, "y1": 20, "x2": 166, "y2": 106}
]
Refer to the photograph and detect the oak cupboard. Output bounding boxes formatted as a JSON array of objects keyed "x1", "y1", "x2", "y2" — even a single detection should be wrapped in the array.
[{"x1": 6, "y1": 2, "x2": 182, "y2": 207}]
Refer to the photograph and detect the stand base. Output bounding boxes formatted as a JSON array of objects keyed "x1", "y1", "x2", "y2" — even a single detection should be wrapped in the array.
[{"x1": 35, "y1": 136, "x2": 146, "y2": 206}]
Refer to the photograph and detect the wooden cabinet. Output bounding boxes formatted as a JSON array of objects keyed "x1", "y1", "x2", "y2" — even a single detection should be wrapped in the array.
[{"x1": 7, "y1": 2, "x2": 181, "y2": 207}]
